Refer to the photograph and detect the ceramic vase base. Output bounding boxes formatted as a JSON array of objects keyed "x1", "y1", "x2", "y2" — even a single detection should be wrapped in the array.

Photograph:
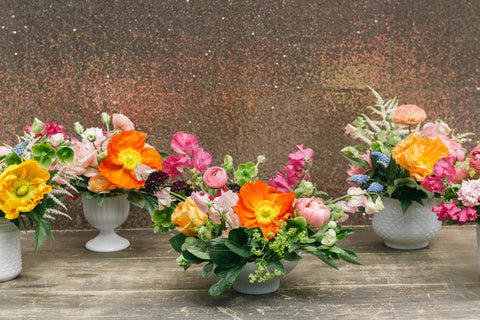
[
  {"x1": 232, "y1": 277, "x2": 280, "y2": 295},
  {"x1": 86, "y1": 231, "x2": 130, "y2": 252},
  {"x1": 384, "y1": 240, "x2": 429, "y2": 250}
]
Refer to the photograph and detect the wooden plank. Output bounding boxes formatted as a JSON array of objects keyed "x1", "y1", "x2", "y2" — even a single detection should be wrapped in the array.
[{"x1": 0, "y1": 226, "x2": 479, "y2": 319}]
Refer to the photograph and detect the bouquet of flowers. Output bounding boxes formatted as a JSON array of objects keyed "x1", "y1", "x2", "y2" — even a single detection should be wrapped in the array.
[
  {"x1": 71, "y1": 113, "x2": 163, "y2": 214},
  {"x1": 342, "y1": 88, "x2": 470, "y2": 213},
  {"x1": 147, "y1": 132, "x2": 363, "y2": 296},
  {"x1": 429, "y1": 143, "x2": 480, "y2": 225},
  {"x1": 0, "y1": 119, "x2": 80, "y2": 250}
]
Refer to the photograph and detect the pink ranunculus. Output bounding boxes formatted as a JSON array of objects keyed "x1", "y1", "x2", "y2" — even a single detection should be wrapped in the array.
[
  {"x1": 203, "y1": 167, "x2": 228, "y2": 189},
  {"x1": 0, "y1": 146, "x2": 10, "y2": 156},
  {"x1": 469, "y1": 145, "x2": 480, "y2": 172},
  {"x1": 432, "y1": 201, "x2": 461, "y2": 222},
  {"x1": 457, "y1": 207, "x2": 478, "y2": 225},
  {"x1": 392, "y1": 104, "x2": 426, "y2": 126},
  {"x1": 432, "y1": 157, "x2": 456, "y2": 183},
  {"x1": 112, "y1": 113, "x2": 135, "y2": 131},
  {"x1": 268, "y1": 170, "x2": 292, "y2": 193},
  {"x1": 191, "y1": 148, "x2": 212, "y2": 172},
  {"x1": 420, "y1": 176, "x2": 446, "y2": 194},
  {"x1": 162, "y1": 154, "x2": 192, "y2": 179},
  {"x1": 295, "y1": 198, "x2": 331, "y2": 228},
  {"x1": 454, "y1": 164, "x2": 470, "y2": 184},
  {"x1": 170, "y1": 132, "x2": 199, "y2": 155},
  {"x1": 457, "y1": 179, "x2": 480, "y2": 207}
]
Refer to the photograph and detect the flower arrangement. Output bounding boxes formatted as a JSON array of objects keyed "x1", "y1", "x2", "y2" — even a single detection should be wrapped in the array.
[
  {"x1": 71, "y1": 113, "x2": 163, "y2": 214},
  {"x1": 342, "y1": 88, "x2": 470, "y2": 213},
  {"x1": 0, "y1": 119, "x2": 80, "y2": 249},
  {"x1": 148, "y1": 132, "x2": 363, "y2": 296},
  {"x1": 429, "y1": 143, "x2": 480, "y2": 225}
]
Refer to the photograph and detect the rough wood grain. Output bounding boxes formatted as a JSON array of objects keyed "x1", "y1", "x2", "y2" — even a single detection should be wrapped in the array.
[{"x1": 1, "y1": 226, "x2": 479, "y2": 319}]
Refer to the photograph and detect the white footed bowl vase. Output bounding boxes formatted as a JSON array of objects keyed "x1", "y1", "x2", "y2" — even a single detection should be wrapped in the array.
[
  {"x1": 372, "y1": 197, "x2": 442, "y2": 250},
  {"x1": 0, "y1": 217, "x2": 22, "y2": 282},
  {"x1": 82, "y1": 195, "x2": 130, "y2": 252}
]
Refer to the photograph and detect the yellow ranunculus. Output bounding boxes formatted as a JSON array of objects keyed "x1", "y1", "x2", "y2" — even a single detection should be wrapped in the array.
[
  {"x1": 0, "y1": 159, "x2": 52, "y2": 219},
  {"x1": 171, "y1": 197, "x2": 208, "y2": 237},
  {"x1": 392, "y1": 134, "x2": 449, "y2": 181}
]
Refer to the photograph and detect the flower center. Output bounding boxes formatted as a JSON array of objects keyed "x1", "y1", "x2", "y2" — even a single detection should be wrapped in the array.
[
  {"x1": 15, "y1": 184, "x2": 30, "y2": 197},
  {"x1": 254, "y1": 200, "x2": 280, "y2": 225},
  {"x1": 119, "y1": 149, "x2": 142, "y2": 171}
]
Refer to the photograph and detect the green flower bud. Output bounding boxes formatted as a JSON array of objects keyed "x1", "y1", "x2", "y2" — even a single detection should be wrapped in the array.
[
  {"x1": 223, "y1": 155, "x2": 234, "y2": 172},
  {"x1": 293, "y1": 216, "x2": 307, "y2": 229},
  {"x1": 100, "y1": 112, "x2": 111, "y2": 125},
  {"x1": 74, "y1": 121, "x2": 85, "y2": 135},
  {"x1": 197, "y1": 226, "x2": 212, "y2": 241},
  {"x1": 31, "y1": 118, "x2": 44, "y2": 134},
  {"x1": 97, "y1": 151, "x2": 108, "y2": 162},
  {"x1": 330, "y1": 203, "x2": 345, "y2": 221},
  {"x1": 257, "y1": 155, "x2": 266, "y2": 164},
  {"x1": 327, "y1": 221, "x2": 337, "y2": 229},
  {"x1": 301, "y1": 181, "x2": 314, "y2": 196},
  {"x1": 176, "y1": 255, "x2": 192, "y2": 270}
]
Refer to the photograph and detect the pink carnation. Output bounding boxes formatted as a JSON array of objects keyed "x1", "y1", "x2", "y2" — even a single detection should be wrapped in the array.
[
  {"x1": 170, "y1": 132, "x2": 199, "y2": 155},
  {"x1": 457, "y1": 179, "x2": 480, "y2": 207},
  {"x1": 456, "y1": 207, "x2": 478, "y2": 225},
  {"x1": 432, "y1": 201, "x2": 461, "y2": 222}
]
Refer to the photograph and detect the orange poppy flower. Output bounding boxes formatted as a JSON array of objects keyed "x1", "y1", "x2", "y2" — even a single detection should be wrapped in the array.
[
  {"x1": 98, "y1": 130, "x2": 163, "y2": 189},
  {"x1": 392, "y1": 134, "x2": 449, "y2": 181},
  {"x1": 233, "y1": 180, "x2": 294, "y2": 238}
]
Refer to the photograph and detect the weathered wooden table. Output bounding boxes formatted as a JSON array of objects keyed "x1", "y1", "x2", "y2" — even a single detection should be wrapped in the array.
[{"x1": 1, "y1": 225, "x2": 479, "y2": 319}]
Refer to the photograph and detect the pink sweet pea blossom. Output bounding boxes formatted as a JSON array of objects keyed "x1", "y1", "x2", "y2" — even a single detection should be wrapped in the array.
[
  {"x1": 204, "y1": 167, "x2": 228, "y2": 189},
  {"x1": 457, "y1": 179, "x2": 480, "y2": 207},
  {"x1": 288, "y1": 144, "x2": 313, "y2": 171},
  {"x1": 268, "y1": 170, "x2": 292, "y2": 193},
  {"x1": 170, "y1": 132, "x2": 199, "y2": 155},
  {"x1": 112, "y1": 113, "x2": 135, "y2": 131},
  {"x1": 432, "y1": 201, "x2": 461, "y2": 222},
  {"x1": 162, "y1": 154, "x2": 192, "y2": 179},
  {"x1": 191, "y1": 191, "x2": 211, "y2": 213},
  {"x1": 191, "y1": 148, "x2": 212, "y2": 172},
  {"x1": 421, "y1": 176, "x2": 446, "y2": 194},
  {"x1": 432, "y1": 157, "x2": 456, "y2": 183},
  {"x1": 347, "y1": 152, "x2": 373, "y2": 186},
  {"x1": 337, "y1": 187, "x2": 367, "y2": 214},
  {"x1": 295, "y1": 198, "x2": 331, "y2": 227}
]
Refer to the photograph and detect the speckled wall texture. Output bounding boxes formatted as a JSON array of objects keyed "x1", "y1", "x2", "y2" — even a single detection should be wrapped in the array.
[{"x1": 0, "y1": 0, "x2": 479, "y2": 229}]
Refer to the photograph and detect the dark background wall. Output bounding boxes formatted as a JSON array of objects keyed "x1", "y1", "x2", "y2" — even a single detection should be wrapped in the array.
[{"x1": 1, "y1": 0, "x2": 479, "y2": 229}]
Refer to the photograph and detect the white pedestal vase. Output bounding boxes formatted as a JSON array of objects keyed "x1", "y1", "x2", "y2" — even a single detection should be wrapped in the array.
[
  {"x1": 0, "y1": 217, "x2": 22, "y2": 282},
  {"x1": 232, "y1": 259, "x2": 298, "y2": 295},
  {"x1": 82, "y1": 195, "x2": 130, "y2": 252},
  {"x1": 372, "y1": 197, "x2": 442, "y2": 250}
]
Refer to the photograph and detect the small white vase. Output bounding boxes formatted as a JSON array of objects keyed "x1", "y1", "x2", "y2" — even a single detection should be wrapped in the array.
[
  {"x1": 0, "y1": 217, "x2": 22, "y2": 282},
  {"x1": 82, "y1": 195, "x2": 130, "y2": 252},
  {"x1": 232, "y1": 259, "x2": 298, "y2": 295},
  {"x1": 372, "y1": 197, "x2": 442, "y2": 250}
]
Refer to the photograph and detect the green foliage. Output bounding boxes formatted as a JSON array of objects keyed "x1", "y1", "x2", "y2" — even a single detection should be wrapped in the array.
[{"x1": 152, "y1": 206, "x2": 175, "y2": 233}]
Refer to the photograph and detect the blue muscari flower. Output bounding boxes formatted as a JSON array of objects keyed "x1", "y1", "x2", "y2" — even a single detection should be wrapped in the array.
[
  {"x1": 367, "y1": 182, "x2": 384, "y2": 193},
  {"x1": 371, "y1": 151, "x2": 390, "y2": 168},
  {"x1": 11, "y1": 140, "x2": 29, "y2": 156},
  {"x1": 347, "y1": 174, "x2": 370, "y2": 184}
]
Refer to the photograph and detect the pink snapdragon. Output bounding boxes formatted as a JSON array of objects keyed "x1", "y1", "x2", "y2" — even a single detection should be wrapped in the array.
[{"x1": 268, "y1": 144, "x2": 313, "y2": 191}]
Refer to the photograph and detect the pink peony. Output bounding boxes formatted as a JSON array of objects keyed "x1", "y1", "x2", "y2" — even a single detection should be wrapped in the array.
[
  {"x1": 162, "y1": 154, "x2": 192, "y2": 179},
  {"x1": 170, "y1": 132, "x2": 199, "y2": 155},
  {"x1": 420, "y1": 176, "x2": 446, "y2": 194},
  {"x1": 295, "y1": 198, "x2": 331, "y2": 227},
  {"x1": 432, "y1": 201, "x2": 461, "y2": 222},
  {"x1": 469, "y1": 145, "x2": 480, "y2": 172},
  {"x1": 337, "y1": 187, "x2": 367, "y2": 214},
  {"x1": 191, "y1": 148, "x2": 212, "y2": 172},
  {"x1": 203, "y1": 167, "x2": 228, "y2": 189},
  {"x1": 457, "y1": 179, "x2": 480, "y2": 207},
  {"x1": 432, "y1": 157, "x2": 456, "y2": 183},
  {"x1": 112, "y1": 113, "x2": 135, "y2": 131},
  {"x1": 268, "y1": 170, "x2": 292, "y2": 193}
]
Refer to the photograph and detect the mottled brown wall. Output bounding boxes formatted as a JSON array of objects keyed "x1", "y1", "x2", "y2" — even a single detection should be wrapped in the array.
[{"x1": 1, "y1": 0, "x2": 479, "y2": 229}]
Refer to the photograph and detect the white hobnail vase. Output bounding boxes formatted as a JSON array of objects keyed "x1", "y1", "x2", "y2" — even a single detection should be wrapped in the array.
[
  {"x1": 0, "y1": 217, "x2": 22, "y2": 282},
  {"x1": 232, "y1": 259, "x2": 298, "y2": 295},
  {"x1": 82, "y1": 195, "x2": 130, "y2": 252},
  {"x1": 372, "y1": 197, "x2": 442, "y2": 250}
]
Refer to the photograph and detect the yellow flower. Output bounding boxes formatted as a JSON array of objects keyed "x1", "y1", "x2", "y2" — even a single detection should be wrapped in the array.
[
  {"x1": 171, "y1": 197, "x2": 208, "y2": 237},
  {"x1": 0, "y1": 159, "x2": 52, "y2": 219},
  {"x1": 392, "y1": 134, "x2": 449, "y2": 181}
]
